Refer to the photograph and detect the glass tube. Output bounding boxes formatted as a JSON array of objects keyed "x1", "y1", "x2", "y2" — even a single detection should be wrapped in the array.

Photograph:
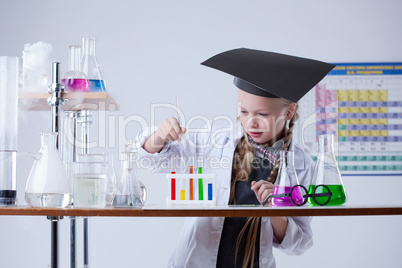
[{"x1": 0, "y1": 57, "x2": 18, "y2": 206}]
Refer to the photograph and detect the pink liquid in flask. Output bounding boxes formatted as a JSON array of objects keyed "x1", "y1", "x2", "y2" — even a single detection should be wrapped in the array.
[
  {"x1": 271, "y1": 186, "x2": 303, "y2": 206},
  {"x1": 62, "y1": 78, "x2": 89, "y2": 92}
]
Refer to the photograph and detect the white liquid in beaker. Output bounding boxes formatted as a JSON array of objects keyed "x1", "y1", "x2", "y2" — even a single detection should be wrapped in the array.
[
  {"x1": 73, "y1": 174, "x2": 107, "y2": 208},
  {"x1": 25, "y1": 193, "x2": 70, "y2": 208}
]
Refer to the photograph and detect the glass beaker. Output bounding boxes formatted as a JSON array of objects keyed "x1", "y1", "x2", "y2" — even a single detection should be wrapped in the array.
[
  {"x1": 25, "y1": 132, "x2": 71, "y2": 208},
  {"x1": 61, "y1": 45, "x2": 89, "y2": 92},
  {"x1": 113, "y1": 151, "x2": 146, "y2": 207},
  {"x1": 80, "y1": 38, "x2": 106, "y2": 92},
  {"x1": 0, "y1": 56, "x2": 18, "y2": 206},
  {"x1": 70, "y1": 161, "x2": 109, "y2": 208},
  {"x1": 76, "y1": 153, "x2": 116, "y2": 205},
  {"x1": 271, "y1": 150, "x2": 303, "y2": 206},
  {"x1": 308, "y1": 134, "x2": 347, "y2": 206}
]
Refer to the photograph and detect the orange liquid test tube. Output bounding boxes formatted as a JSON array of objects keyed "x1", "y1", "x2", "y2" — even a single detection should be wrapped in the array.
[{"x1": 189, "y1": 166, "x2": 194, "y2": 200}]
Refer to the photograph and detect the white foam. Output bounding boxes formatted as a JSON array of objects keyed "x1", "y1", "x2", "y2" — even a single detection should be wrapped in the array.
[{"x1": 22, "y1": 41, "x2": 53, "y2": 92}]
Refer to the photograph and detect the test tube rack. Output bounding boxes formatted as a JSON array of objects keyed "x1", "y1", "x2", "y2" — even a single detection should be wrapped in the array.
[{"x1": 166, "y1": 173, "x2": 216, "y2": 206}]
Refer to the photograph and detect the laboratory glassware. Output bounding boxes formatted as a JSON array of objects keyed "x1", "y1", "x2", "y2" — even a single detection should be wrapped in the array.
[
  {"x1": 25, "y1": 132, "x2": 71, "y2": 208},
  {"x1": 61, "y1": 111, "x2": 77, "y2": 172},
  {"x1": 170, "y1": 156, "x2": 176, "y2": 200},
  {"x1": 113, "y1": 149, "x2": 146, "y2": 208},
  {"x1": 0, "y1": 56, "x2": 18, "y2": 206},
  {"x1": 308, "y1": 134, "x2": 347, "y2": 206},
  {"x1": 271, "y1": 150, "x2": 303, "y2": 206},
  {"x1": 70, "y1": 160, "x2": 109, "y2": 208},
  {"x1": 76, "y1": 153, "x2": 116, "y2": 205},
  {"x1": 80, "y1": 38, "x2": 106, "y2": 92},
  {"x1": 61, "y1": 45, "x2": 89, "y2": 92}
]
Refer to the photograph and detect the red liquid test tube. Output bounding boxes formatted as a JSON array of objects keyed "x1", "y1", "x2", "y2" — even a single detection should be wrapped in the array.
[{"x1": 171, "y1": 172, "x2": 176, "y2": 200}]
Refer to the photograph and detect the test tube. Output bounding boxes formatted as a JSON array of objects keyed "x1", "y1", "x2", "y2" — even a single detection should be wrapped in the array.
[
  {"x1": 180, "y1": 180, "x2": 186, "y2": 200},
  {"x1": 189, "y1": 157, "x2": 194, "y2": 200},
  {"x1": 177, "y1": 156, "x2": 186, "y2": 200},
  {"x1": 170, "y1": 156, "x2": 176, "y2": 201},
  {"x1": 197, "y1": 154, "x2": 203, "y2": 201},
  {"x1": 208, "y1": 181, "x2": 213, "y2": 201}
]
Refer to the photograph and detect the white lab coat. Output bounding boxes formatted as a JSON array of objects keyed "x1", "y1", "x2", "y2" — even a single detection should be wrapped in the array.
[{"x1": 136, "y1": 121, "x2": 314, "y2": 268}]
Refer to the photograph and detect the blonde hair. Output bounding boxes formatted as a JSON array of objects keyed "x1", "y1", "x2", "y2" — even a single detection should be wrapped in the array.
[{"x1": 230, "y1": 100, "x2": 299, "y2": 267}]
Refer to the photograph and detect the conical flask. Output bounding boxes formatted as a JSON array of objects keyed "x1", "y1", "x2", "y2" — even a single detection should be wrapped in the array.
[
  {"x1": 80, "y1": 38, "x2": 106, "y2": 92},
  {"x1": 112, "y1": 150, "x2": 146, "y2": 208},
  {"x1": 62, "y1": 45, "x2": 89, "y2": 92},
  {"x1": 25, "y1": 132, "x2": 71, "y2": 208},
  {"x1": 308, "y1": 134, "x2": 347, "y2": 206},
  {"x1": 271, "y1": 150, "x2": 303, "y2": 206}
]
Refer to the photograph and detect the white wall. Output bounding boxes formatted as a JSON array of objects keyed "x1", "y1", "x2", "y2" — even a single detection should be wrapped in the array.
[{"x1": 1, "y1": 0, "x2": 402, "y2": 267}]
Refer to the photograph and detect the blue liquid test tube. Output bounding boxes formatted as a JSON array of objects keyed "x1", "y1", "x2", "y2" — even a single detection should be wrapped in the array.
[{"x1": 208, "y1": 182, "x2": 213, "y2": 201}]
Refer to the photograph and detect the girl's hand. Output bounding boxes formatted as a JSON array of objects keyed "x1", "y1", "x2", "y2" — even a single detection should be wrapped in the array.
[
  {"x1": 251, "y1": 180, "x2": 275, "y2": 206},
  {"x1": 155, "y1": 117, "x2": 187, "y2": 142},
  {"x1": 143, "y1": 117, "x2": 186, "y2": 154}
]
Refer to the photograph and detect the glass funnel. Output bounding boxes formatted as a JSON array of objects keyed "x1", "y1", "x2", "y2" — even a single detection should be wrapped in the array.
[
  {"x1": 0, "y1": 56, "x2": 18, "y2": 206},
  {"x1": 80, "y1": 38, "x2": 106, "y2": 92},
  {"x1": 308, "y1": 134, "x2": 347, "y2": 206},
  {"x1": 25, "y1": 132, "x2": 71, "y2": 208},
  {"x1": 271, "y1": 150, "x2": 303, "y2": 206},
  {"x1": 113, "y1": 149, "x2": 146, "y2": 208},
  {"x1": 62, "y1": 45, "x2": 89, "y2": 92}
]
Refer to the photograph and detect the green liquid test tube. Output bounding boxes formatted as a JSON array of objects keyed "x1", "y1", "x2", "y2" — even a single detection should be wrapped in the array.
[{"x1": 198, "y1": 167, "x2": 203, "y2": 200}]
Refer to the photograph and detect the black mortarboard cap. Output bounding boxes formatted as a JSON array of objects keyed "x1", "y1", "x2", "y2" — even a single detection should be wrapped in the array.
[{"x1": 201, "y1": 48, "x2": 335, "y2": 102}]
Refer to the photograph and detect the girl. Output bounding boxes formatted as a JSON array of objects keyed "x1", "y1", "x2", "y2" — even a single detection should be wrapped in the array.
[{"x1": 137, "y1": 48, "x2": 334, "y2": 268}]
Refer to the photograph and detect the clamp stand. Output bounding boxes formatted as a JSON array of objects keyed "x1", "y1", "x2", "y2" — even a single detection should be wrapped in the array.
[{"x1": 47, "y1": 62, "x2": 66, "y2": 268}]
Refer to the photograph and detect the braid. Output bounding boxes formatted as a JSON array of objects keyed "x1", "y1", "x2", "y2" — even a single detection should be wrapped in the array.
[
  {"x1": 229, "y1": 129, "x2": 254, "y2": 204},
  {"x1": 231, "y1": 102, "x2": 300, "y2": 268},
  {"x1": 267, "y1": 104, "x2": 299, "y2": 184}
]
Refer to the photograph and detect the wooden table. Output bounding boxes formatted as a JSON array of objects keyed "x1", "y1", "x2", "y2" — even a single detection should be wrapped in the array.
[
  {"x1": 1, "y1": 204, "x2": 401, "y2": 267},
  {"x1": 1, "y1": 204, "x2": 401, "y2": 217}
]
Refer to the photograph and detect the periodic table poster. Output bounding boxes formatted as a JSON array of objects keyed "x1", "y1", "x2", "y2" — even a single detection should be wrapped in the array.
[{"x1": 296, "y1": 62, "x2": 402, "y2": 176}]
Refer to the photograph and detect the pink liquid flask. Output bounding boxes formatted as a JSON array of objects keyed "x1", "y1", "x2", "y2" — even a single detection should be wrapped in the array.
[
  {"x1": 62, "y1": 78, "x2": 89, "y2": 92},
  {"x1": 271, "y1": 150, "x2": 302, "y2": 207}
]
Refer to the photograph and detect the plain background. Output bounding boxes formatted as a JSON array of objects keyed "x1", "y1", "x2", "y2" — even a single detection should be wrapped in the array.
[{"x1": 1, "y1": 0, "x2": 402, "y2": 267}]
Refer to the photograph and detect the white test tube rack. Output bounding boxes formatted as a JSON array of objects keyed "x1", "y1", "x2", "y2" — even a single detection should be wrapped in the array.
[{"x1": 166, "y1": 173, "x2": 216, "y2": 206}]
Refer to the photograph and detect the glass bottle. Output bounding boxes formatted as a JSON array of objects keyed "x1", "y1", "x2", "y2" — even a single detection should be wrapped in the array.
[
  {"x1": 271, "y1": 150, "x2": 303, "y2": 206},
  {"x1": 308, "y1": 134, "x2": 347, "y2": 206},
  {"x1": 76, "y1": 153, "x2": 116, "y2": 205},
  {"x1": 113, "y1": 149, "x2": 146, "y2": 208},
  {"x1": 70, "y1": 159, "x2": 109, "y2": 208},
  {"x1": 61, "y1": 45, "x2": 89, "y2": 92},
  {"x1": 0, "y1": 56, "x2": 18, "y2": 206},
  {"x1": 80, "y1": 38, "x2": 106, "y2": 92},
  {"x1": 25, "y1": 132, "x2": 71, "y2": 208}
]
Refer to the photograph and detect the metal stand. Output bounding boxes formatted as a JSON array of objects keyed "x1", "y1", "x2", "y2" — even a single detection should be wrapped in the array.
[
  {"x1": 77, "y1": 110, "x2": 92, "y2": 268},
  {"x1": 48, "y1": 216, "x2": 64, "y2": 268},
  {"x1": 47, "y1": 62, "x2": 66, "y2": 268},
  {"x1": 63, "y1": 111, "x2": 79, "y2": 268},
  {"x1": 64, "y1": 110, "x2": 92, "y2": 268}
]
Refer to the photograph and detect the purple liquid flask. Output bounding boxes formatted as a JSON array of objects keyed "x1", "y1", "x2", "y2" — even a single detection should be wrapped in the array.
[
  {"x1": 271, "y1": 150, "x2": 303, "y2": 206},
  {"x1": 62, "y1": 45, "x2": 89, "y2": 92}
]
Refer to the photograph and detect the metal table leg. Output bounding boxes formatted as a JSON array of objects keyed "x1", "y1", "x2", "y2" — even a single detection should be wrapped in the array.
[
  {"x1": 70, "y1": 216, "x2": 77, "y2": 268},
  {"x1": 47, "y1": 216, "x2": 63, "y2": 268}
]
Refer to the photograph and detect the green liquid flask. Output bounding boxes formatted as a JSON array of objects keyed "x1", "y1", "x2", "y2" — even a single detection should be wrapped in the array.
[{"x1": 309, "y1": 134, "x2": 347, "y2": 206}]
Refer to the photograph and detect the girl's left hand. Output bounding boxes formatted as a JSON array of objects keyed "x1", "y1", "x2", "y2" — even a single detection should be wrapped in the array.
[{"x1": 251, "y1": 180, "x2": 274, "y2": 206}]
